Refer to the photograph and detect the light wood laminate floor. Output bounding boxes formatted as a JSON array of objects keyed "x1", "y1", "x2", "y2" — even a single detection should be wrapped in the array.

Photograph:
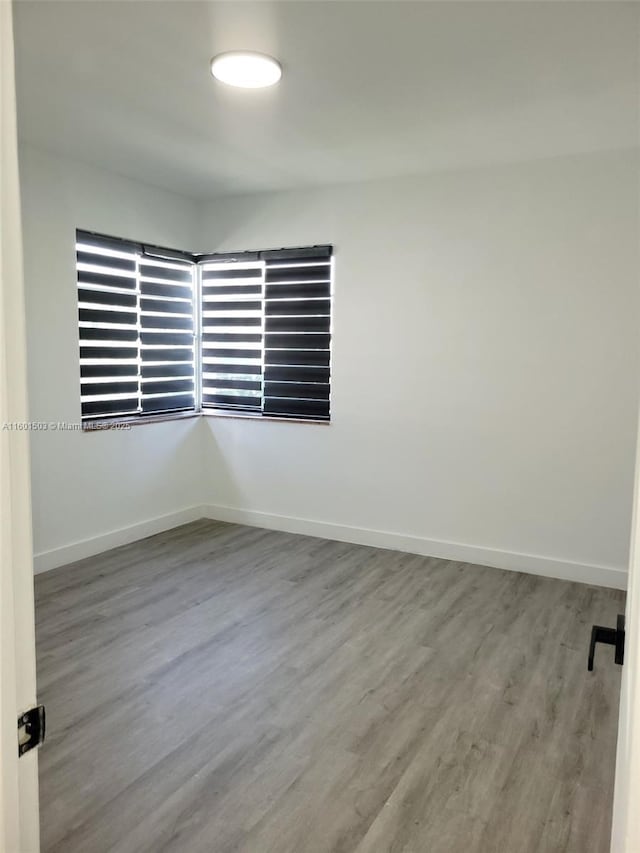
[{"x1": 35, "y1": 519, "x2": 625, "y2": 853}]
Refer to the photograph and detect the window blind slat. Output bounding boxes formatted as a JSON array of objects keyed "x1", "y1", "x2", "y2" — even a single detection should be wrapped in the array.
[
  {"x1": 78, "y1": 288, "x2": 138, "y2": 308},
  {"x1": 265, "y1": 299, "x2": 331, "y2": 317},
  {"x1": 264, "y1": 382, "x2": 330, "y2": 401},
  {"x1": 265, "y1": 333, "x2": 331, "y2": 350},
  {"x1": 265, "y1": 349, "x2": 330, "y2": 367},
  {"x1": 263, "y1": 398, "x2": 330, "y2": 419},
  {"x1": 140, "y1": 348, "x2": 193, "y2": 363},
  {"x1": 265, "y1": 264, "x2": 330, "y2": 283},
  {"x1": 79, "y1": 308, "x2": 137, "y2": 327},
  {"x1": 141, "y1": 379, "x2": 194, "y2": 395},
  {"x1": 206, "y1": 315, "x2": 262, "y2": 328},
  {"x1": 265, "y1": 282, "x2": 330, "y2": 300},
  {"x1": 202, "y1": 332, "x2": 263, "y2": 344},
  {"x1": 81, "y1": 363, "x2": 138, "y2": 379},
  {"x1": 82, "y1": 397, "x2": 139, "y2": 418},
  {"x1": 80, "y1": 345, "x2": 138, "y2": 360},
  {"x1": 205, "y1": 378, "x2": 262, "y2": 392},
  {"x1": 140, "y1": 297, "x2": 192, "y2": 315},
  {"x1": 203, "y1": 393, "x2": 261, "y2": 409},
  {"x1": 141, "y1": 313, "x2": 193, "y2": 331},
  {"x1": 81, "y1": 381, "x2": 139, "y2": 398},
  {"x1": 203, "y1": 284, "x2": 263, "y2": 297},
  {"x1": 203, "y1": 300, "x2": 263, "y2": 314},
  {"x1": 202, "y1": 267, "x2": 263, "y2": 281},
  {"x1": 141, "y1": 281, "x2": 193, "y2": 300},
  {"x1": 202, "y1": 346, "x2": 261, "y2": 359},
  {"x1": 266, "y1": 315, "x2": 330, "y2": 333},
  {"x1": 264, "y1": 365, "x2": 330, "y2": 384},
  {"x1": 77, "y1": 270, "x2": 137, "y2": 291},
  {"x1": 76, "y1": 251, "x2": 136, "y2": 274},
  {"x1": 140, "y1": 331, "x2": 193, "y2": 347},
  {"x1": 142, "y1": 394, "x2": 194, "y2": 414},
  {"x1": 139, "y1": 262, "x2": 193, "y2": 283},
  {"x1": 141, "y1": 363, "x2": 194, "y2": 379},
  {"x1": 79, "y1": 327, "x2": 138, "y2": 343},
  {"x1": 202, "y1": 362, "x2": 261, "y2": 376}
]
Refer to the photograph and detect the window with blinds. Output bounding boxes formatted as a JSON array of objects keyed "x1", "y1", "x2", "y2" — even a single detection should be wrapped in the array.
[
  {"x1": 76, "y1": 232, "x2": 332, "y2": 425},
  {"x1": 200, "y1": 246, "x2": 332, "y2": 421},
  {"x1": 77, "y1": 230, "x2": 196, "y2": 421}
]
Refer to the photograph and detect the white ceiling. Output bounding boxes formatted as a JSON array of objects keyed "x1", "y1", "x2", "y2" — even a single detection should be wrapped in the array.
[{"x1": 13, "y1": 0, "x2": 640, "y2": 200}]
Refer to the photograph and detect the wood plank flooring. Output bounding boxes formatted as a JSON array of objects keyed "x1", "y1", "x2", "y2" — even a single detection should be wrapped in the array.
[{"x1": 35, "y1": 519, "x2": 625, "y2": 853}]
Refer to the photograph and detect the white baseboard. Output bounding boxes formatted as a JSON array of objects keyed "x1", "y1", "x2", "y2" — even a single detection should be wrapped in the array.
[
  {"x1": 33, "y1": 505, "x2": 206, "y2": 574},
  {"x1": 34, "y1": 502, "x2": 628, "y2": 591},
  {"x1": 202, "y1": 503, "x2": 628, "y2": 591}
]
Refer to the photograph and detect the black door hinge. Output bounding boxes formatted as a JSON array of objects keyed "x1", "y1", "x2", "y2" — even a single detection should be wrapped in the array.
[
  {"x1": 588, "y1": 614, "x2": 625, "y2": 672},
  {"x1": 17, "y1": 705, "x2": 45, "y2": 756}
]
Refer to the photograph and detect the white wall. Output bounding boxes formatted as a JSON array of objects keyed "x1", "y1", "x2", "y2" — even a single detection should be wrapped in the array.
[
  {"x1": 18, "y1": 146, "x2": 205, "y2": 568},
  {"x1": 198, "y1": 150, "x2": 640, "y2": 588},
  {"x1": 19, "y1": 146, "x2": 639, "y2": 586}
]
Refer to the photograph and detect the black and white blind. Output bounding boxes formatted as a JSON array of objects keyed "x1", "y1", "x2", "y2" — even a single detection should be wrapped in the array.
[
  {"x1": 139, "y1": 255, "x2": 195, "y2": 414},
  {"x1": 77, "y1": 230, "x2": 196, "y2": 420},
  {"x1": 199, "y1": 260, "x2": 265, "y2": 413},
  {"x1": 199, "y1": 246, "x2": 332, "y2": 421},
  {"x1": 77, "y1": 233, "x2": 331, "y2": 423},
  {"x1": 262, "y1": 248, "x2": 332, "y2": 420}
]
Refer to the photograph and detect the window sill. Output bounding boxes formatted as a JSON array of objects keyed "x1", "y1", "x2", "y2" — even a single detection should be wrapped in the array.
[
  {"x1": 82, "y1": 411, "x2": 200, "y2": 432},
  {"x1": 201, "y1": 410, "x2": 331, "y2": 426},
  {"x1": 82, "y1": 409, "x2": 330, "y2": 431}
]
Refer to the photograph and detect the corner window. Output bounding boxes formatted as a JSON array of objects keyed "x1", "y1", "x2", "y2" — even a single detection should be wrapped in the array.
[{"x1": 76, "y1": 231, "x2": 333, "y2": 425}]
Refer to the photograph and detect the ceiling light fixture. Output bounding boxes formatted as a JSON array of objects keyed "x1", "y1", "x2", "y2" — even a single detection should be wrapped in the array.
[{"x1": 210, "y1": 52, "x2": 282, "y2": 89}]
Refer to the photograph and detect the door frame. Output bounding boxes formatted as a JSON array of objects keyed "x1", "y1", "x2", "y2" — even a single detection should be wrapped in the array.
[
  {"x1": 611, "y1": 409, "x2": 640, "y2": 851},
  {"x1": 0, "y1": 1, "x2": 40, "y2": 850}
]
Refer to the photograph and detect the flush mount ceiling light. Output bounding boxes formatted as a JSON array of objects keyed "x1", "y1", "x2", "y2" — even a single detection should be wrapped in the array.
[{"x1": 210, "y1": 52, "x2": 282, "y2": 89}]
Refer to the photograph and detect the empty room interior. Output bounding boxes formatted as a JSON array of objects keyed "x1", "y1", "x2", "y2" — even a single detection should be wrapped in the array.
[{"x1": 6, "y1": 0, "x2": 640, "y2": 850}]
